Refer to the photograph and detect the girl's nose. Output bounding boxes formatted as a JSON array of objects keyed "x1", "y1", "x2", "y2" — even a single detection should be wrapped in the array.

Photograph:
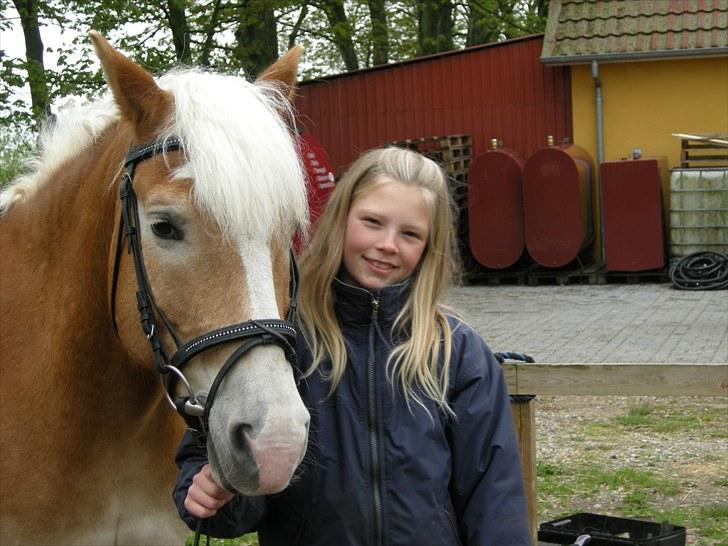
[{"x1": 376, "y1": 231, "x2": 398, "y2": 253}]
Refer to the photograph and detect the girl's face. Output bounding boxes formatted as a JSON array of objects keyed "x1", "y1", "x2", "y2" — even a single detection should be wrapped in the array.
[{"x1": 342, "y1": 180, "x2": 430, "y2": 290}]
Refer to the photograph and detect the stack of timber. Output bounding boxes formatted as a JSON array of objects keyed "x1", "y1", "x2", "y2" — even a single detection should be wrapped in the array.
[
  {"x1": 674, "y1": 132, "x2": 728, "y2": 168},
  {"x1": 389, "y1": 134, "x2": 472, "y2": 176}
]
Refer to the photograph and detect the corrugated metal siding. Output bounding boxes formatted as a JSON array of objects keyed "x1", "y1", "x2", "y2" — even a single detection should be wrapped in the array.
[{"x1": 295, "y1": 35, "x2": 572, "y2": 174}]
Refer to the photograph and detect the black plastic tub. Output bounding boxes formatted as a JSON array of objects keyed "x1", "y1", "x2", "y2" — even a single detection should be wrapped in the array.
[{"x1": 538, "y1": 513, "x2": 686, "y2": 546}]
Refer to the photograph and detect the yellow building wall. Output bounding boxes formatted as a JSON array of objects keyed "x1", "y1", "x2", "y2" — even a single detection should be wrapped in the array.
[
  {"x1": 570, "y1": 56, "x2": 727, "y2": 263},
  {"x1": 572, "y1": 56, "x2": 728, "y2": 168}
]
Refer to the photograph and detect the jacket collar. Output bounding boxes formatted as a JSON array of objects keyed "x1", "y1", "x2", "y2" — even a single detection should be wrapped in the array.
[{"x1": 332, "y1": 277, "x2": 411, "y2": 325}]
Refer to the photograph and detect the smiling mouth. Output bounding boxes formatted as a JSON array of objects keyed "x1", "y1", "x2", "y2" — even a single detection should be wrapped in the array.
[{"x1": 365, "y1": 257, "x2": 396, "y2": 272}]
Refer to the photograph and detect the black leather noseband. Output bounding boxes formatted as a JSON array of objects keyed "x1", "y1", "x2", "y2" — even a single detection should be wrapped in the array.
[{"x1": 110, "y1": 137, "x2": 299, "y2": 440}]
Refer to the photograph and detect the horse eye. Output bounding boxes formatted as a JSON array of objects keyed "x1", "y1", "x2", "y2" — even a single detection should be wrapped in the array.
[{"x1": 151, "y1": 221, "x2": 182, "y2": 241}]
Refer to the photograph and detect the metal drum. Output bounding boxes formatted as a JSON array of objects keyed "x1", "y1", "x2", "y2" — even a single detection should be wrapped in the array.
[
  {"x1": 468, "y1": 140, "x2": 526, "y2": 269},
  {"x1": 523, "y1": 139, "x2": 594, "y2": 268}
]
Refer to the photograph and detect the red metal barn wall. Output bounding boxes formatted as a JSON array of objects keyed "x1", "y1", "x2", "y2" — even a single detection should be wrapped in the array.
[{"x1": 295, "y1": 35, "x2": 572, "y2": 174}]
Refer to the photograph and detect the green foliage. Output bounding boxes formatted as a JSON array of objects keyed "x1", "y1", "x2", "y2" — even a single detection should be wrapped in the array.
[
  {"x1": 0, "y1": 129, "x2": 35, "y2": 188},
  {"x1": 4, "y1": 1, "x2": 548, "y2": 134}
]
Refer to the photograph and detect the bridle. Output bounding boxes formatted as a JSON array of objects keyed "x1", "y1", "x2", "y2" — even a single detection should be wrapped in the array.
[{"x1": 110, "y1": 136, "x2": 300, "y2": 441}]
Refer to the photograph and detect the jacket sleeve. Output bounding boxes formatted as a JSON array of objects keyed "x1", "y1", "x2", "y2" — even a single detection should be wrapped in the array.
[
  {"x1": 173, "y1": 430, "x2": 267, "y2": 538},
  {"x1": 446, "y1": 322, "x2": 531, "y2": 546}
]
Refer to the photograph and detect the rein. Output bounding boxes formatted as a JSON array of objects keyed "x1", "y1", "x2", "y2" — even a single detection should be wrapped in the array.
[{"x1": 110, "y1": 136, "x2": 299, "y2": 439}]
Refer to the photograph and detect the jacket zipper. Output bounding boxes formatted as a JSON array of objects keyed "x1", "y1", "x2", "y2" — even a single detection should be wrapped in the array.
[{"x1": 368, "y1": 297, "x2": 383, "y2": 546}]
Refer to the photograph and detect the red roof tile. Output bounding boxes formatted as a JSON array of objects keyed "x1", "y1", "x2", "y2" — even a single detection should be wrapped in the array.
[{"x1": 542, "y1": 0, "x2": 728, "y2": 63}]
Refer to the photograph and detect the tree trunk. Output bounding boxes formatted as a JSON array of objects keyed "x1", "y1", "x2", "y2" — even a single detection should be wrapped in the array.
[
  {"x1": 417, "y1": 0, "x2": 453, "y2": 56},
  {"x1": 167, "y1": 0, "x2": 192, "y2": 63},
  {"x1": 200, "y1": 0, "x2": 224, "y2": 67},
  {"x1": 367, "y1": 0, "x2": 388, "y2": 66},
  {"x1": 287, "y1": 2, "x2": 309, "y2": 50},
  {"x1": 317, "y1": 0, "x2": 359, "y2": 71},
  {"x1": 234, "y1": 0, "x2": 280, "y2": 79},
  {"x1": 12, "y1": 0, "x2": 50, "y2": 121}
]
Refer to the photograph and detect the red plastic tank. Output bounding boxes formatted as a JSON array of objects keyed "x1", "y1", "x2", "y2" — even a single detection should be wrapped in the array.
[
  {"x1": 600, "y1": 157, "x2": 666, "y2": 271},
  {"x1": 467, "y1": 140, "x2": 526, "y2": 269},
  {"x1": 522, "y1": 139, "x2": 594, "y2": 268}
]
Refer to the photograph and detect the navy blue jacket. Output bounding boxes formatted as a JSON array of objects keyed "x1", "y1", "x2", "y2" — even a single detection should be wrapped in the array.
[{"x1": 173, "y1": 279, "x2": 530, "y2": 545}]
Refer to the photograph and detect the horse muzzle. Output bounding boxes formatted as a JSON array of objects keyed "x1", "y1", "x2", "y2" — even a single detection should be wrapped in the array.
[{"x1": 205, "y1": 346, "x2": 310, "y2": 495}]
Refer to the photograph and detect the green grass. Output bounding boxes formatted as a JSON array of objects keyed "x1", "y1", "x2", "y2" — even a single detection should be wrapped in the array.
[
  {"x1": 538, "y1": 400, "x2": 728, "y2": 545},
  {"x1": 612, "y1": 402, "x2": 725, "y2": 434},
  {"x1": 184, "y1": 533, "x2": 258, "y2": 546}
]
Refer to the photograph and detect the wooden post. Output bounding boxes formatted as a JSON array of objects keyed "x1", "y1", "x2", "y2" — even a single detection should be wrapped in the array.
[
  {"x1": 511, "y1": 397, "x2": 537, "y2": 545},
  {"x1": 502, "y1": 362, "x2": 727, "y2": 546}
]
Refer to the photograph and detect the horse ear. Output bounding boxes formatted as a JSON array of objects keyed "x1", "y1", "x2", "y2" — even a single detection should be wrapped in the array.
[
  {"x1": 89, "y1": 30, "x2": 172, "y2": 141},
  {"x1": 256, "y1": 45, "x2": 303, "y2": 101}
]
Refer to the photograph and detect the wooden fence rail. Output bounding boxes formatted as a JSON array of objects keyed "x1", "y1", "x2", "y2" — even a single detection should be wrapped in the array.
[{"x1": 500, "y1": 362, "x2": 728, "y2": 544}]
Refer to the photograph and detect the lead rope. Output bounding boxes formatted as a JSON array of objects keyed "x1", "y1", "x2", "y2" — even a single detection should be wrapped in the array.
[{"x1": 193, "y1": 518, "x2": 209, "y2": 546}]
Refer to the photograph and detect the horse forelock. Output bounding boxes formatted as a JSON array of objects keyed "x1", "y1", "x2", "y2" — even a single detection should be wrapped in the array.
[
  {"x1": 157, "y1": 69, "x2": 309, "y2": 244},
  {"x1": 0, "y1": 98, "x2": 119, "y2": 215},
  {"x1": 0, "y1": 68, "x2": 308, "y2": 245}
]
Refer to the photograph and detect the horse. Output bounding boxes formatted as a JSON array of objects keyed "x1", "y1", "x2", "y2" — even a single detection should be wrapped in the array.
[{"x1": 0, "y1": 32, "x2": 310, "y2": 545}]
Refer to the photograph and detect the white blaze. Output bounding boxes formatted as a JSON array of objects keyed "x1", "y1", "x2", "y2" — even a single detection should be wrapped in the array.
[{"x1": 239, "y1": 239, "x2": 280, "y2": 319}]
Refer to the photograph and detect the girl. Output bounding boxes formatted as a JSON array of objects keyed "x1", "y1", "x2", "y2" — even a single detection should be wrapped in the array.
[{"x1": 173, "y1": 147, "x2": 531, "y2": 545}]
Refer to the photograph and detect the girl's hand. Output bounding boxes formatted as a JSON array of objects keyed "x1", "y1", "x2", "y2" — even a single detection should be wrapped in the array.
[{"x1": 184, "y1": 464, "x2": 235, "y2": 518}]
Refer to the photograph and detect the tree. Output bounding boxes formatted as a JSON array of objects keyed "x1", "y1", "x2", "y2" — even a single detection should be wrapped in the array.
[
  {"x1": 417, "y1": 0, "x2": 453, "y2": 55},
  {"x1": 234, "y1": 0, "x2": 280, "y2": 78},
  {"x1": 2, "y1": 0, "x2": 549, "y2": 136},
  {"x1": 465, "y1": 0, "x2": 549, "y2": 46},
  {"x1": 315, "y1": 0, "x2": 359, "y2": 71},
  {"x1": 367, "y1": 0, "x2": 388, "y2": 65},
  {"x1": 166, "y1": 0, "x2": 192, "y2": 64},
  {"x1": 11, "y1": 0, "x2": 50, "y2": 122}
]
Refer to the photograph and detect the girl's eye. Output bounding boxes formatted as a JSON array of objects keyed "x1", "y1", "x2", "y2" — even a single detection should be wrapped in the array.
[
  {"x1": 403, "y1": 231, "x2": 421, "y2": 240},
  {"x1": 151, "y1": 221, "x2": 183, "y2": 241},
  {"x1": 363, "y1": 216, "x2": 380, "y2": 225}
]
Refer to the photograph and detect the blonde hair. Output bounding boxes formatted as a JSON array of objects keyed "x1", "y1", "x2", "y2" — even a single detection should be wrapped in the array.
[{"x1": 297, "y1": 147, "x2": 460, "y2": 412}]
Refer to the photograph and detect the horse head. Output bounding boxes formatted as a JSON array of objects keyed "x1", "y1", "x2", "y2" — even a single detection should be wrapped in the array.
[{"x1": 91, "y1": 32, "x2": 310, "y2": 496}]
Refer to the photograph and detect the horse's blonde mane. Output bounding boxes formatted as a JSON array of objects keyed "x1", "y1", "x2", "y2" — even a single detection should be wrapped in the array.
[
  {"x1": 0, "y1": 97, "x2": 119, "y2": 214},
  {"x1": 1, "y1": 69, "x2": 308, "y2": 243}
]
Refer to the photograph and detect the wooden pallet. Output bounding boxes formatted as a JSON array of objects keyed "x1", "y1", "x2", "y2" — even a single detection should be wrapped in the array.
[
  {"x1": 441, "y1": 157, "x2": 471, "y2": 173},
  {"x1": 603, "y1": 268, "x2": 669, "y2": 284},
  {"x1": 441, "y1": 146, "x2": 471, "y2": 161},
  {"x1": 437, "y1": 134, "x2": 470, "y2": 148},
  {"x1": 526, "y1": 262, "x2": 604, "y2": 286},
  {"x1": 674, "y1": 132, "x2": 728, "y2": 168},
  {"x1": 389, "y1": 134, "x2": 470, "y2": 152},
  {"x1": 467, "y1": 267, "x2": 529, "y2": 286}
]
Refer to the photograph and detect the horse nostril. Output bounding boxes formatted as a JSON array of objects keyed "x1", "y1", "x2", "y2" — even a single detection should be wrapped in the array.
[{"x1": 230, "y1": 423, "x2": 254, "y2": 456}]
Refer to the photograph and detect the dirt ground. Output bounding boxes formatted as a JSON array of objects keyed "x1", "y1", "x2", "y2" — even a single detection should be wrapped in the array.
[{"x1": 534, "y1": 394, "x2": 727, "y2": 545}]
